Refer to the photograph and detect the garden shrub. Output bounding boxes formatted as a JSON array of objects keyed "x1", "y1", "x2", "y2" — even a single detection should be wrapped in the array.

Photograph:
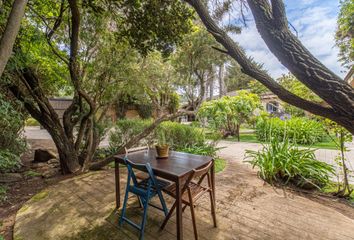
[
  {"x1": 157, "y1": 121, "x2": 206, "y2": 149},
  {"x1": 0, "y1": 94, "x2": 26, "y2": 173},
  {"x1": 109, "y1": 119, "x2": 221, "y2": 155},
  {"x1": 0, "y1": 150, "x2": 21, "y2": 173},
  {"x1": 256, "y1": 117, "x2": 326, "y2": 145},
  {"x1": 245, "y1": 137, "x2": 335, "y2": 189},
  {"x1": 109, "y1": 119, "x2": 153, "y2": 153},
  {"x1": 109, "y1": 119, "x2": 225, "y2": 171}
]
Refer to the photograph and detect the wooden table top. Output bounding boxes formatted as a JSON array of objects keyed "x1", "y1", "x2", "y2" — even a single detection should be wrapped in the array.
[{"x1": 115, "y1": 149, "x2": 213, "y2": 181}]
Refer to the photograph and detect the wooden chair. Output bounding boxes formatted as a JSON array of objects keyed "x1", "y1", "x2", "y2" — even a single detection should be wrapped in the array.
[{"x1": 160, "y1": 161, "x2": 217, "y2": 240}]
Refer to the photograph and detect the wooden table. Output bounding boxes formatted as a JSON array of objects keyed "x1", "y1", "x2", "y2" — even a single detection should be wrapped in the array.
[{"x1": 114, "y1": 149, "x2": 215, "y2": 240}]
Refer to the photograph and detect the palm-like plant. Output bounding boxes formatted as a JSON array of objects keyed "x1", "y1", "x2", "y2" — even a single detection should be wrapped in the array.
[{"x1": 245, "y1": 137, "x2": 335, "y2": 189}]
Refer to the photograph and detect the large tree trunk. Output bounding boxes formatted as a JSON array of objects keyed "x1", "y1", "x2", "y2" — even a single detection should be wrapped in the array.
[
  {"x1": 185, "y1": 0, "x2": 354, "y2": 134},
  {"x1": 52, "y1": 133, "x2": 81, "y2": 174},
  {"x1": 0, "y1": 0, "x2": 28, "y2": 78}
]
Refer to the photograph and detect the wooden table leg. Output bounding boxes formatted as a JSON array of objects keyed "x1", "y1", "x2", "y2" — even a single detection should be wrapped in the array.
[
  {"x1": 176, "y1": 178, "x2": 183, "y2": 240},
  {"x1": 115, "y1": 159, "x2": 120, "y2": 210}
]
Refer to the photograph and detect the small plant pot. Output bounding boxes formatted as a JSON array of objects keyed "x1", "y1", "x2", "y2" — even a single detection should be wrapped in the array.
[{"x1": 155, "y1": 145, "x2": 170, "y2": 159}]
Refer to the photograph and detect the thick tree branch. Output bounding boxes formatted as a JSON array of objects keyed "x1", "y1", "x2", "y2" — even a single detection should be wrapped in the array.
[{"x1": 89, "y1": 110, "x2": 195, "y2": 170}]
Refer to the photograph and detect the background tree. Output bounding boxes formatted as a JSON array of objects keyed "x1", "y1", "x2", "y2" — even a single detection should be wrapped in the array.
[
  {"x1": 197, "y1": 90, "x2": 261, "y2": 140},
  {"x1": 225, "y1": 60, "x2": 254, "y2": 91},
  {"x1": 173, "y1": 25, "x2": 229, "y2": 110},
  {"x1": 335, "y1": 0, "x2": 353, "y2": 68},
  {"x1": 2, "y1": 0, "x2": 194, "y2": 174},
  {"x1": 186, "y1": 0, "x2": 354, "y2": 134}
]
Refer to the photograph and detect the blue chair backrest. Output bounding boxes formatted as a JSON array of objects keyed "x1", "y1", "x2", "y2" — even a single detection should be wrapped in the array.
[{"x1": 123, "y1": 157, "x2": 159, "y2": 191}]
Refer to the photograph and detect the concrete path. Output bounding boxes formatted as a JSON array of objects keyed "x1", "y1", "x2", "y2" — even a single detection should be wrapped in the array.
[{"x1": 14, "y1": 145, "x2": 354, "y2": 240}]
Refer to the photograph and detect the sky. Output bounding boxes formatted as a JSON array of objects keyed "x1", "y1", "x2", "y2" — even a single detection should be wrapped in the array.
[{"x1": 230, "y1": 0, "x2": 346, "y2": 78}]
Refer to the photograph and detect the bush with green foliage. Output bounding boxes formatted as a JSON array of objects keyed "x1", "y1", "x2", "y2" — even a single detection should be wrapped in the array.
[
  {"x1": 157, "y1": 121, "x2": 206, "y2": 149},
  {"x1": 109, "y1": 119, "x2": 153, "y2": 153},
  {"x1": 0, "y1": 150, "x2": 21, "y2": 173},
  {"x1": 256, "y1": 117, "x2": 326, "y2": 145},
  {"x1": 109, "y1": 119, "x2": 222, "y2": 155},
  {"x1": 0, "y1": 94, "x2": 26, "y2": 173},
  {"x1": 198, "y1": 90, "x2": 261, "y2": 139},
  {"x1": 245, "y1": 137, "x2": 335, "y2": 189}
]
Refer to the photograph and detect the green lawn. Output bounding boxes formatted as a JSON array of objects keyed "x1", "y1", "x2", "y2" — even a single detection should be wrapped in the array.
[
  {"x1": 322, "y1": 182, "x2": 354, "y2": 204},
  {"x1": 226, "y1": 133, "x2": 338, "y2": 150}
]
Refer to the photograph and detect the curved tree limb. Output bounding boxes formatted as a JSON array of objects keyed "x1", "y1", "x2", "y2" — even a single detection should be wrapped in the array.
[{"x1": 89, "y1": 110, "x2": 195, "y2": 170}]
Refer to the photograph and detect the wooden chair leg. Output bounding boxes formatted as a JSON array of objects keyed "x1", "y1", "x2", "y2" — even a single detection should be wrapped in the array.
[
  {"x1": 160, "y1": 201, "x2": 176, "y2": 230},
  {"x1": 207, "y1": 174, "x2": 217, "y2": 227},
  {"x1": 188, "y1": 188, "x2": 198, "y2": 240},
  {"x1": 209, "y1": 190, "x2": 217, "y2": 227}
]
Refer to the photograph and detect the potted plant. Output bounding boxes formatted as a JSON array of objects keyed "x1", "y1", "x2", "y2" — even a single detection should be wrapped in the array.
[{"x1": 155, "y1": 128, "x2": 169, "y2": 158}]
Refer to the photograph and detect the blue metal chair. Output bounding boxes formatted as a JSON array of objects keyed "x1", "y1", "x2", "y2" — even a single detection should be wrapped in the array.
[{"x1": 119, "y1": 156, "x2": 169, "y2": 240}]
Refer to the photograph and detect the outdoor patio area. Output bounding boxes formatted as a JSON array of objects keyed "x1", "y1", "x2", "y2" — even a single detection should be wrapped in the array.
[{"x1": 13, "y1": 144, "x2": 354, "y2": 240}]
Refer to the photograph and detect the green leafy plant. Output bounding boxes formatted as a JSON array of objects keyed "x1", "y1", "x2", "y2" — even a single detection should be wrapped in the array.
[
  {"x1": 157, "y1": 121, "x2": 208, "y2": 149},
  {"x1": 197, "y1": 90, "x2": 261, "y2": 140},
  {"x1": 108, "y1": 119, "x2": 153, "y2": 154},
  {"x1": 245, "y1": 137, "x2": 335, "y2": 189},
  {"x1": 0, "y1": 150, "x2": 21, "y2": 173},
  {"x1": 0, "y1": 94, "x2": 26, "y2": 156},
  {"x1": 256, "y1": 117, "x2": 326, "y2": 145}
]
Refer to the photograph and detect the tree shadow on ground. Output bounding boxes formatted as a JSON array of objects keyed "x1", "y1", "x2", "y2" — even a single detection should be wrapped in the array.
[{"x1": 62, "y1": 203, "x2": 162, "y2": 240}]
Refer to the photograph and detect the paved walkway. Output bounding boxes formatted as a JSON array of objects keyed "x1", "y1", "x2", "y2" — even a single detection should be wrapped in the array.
[{"x1": 14, "y1": 145, "x2": 354, "y2": 240}]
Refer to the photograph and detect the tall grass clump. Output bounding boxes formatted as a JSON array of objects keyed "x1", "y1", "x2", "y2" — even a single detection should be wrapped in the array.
[{"x1": 245, "y1": 137, "x2": 335, "y2": 189}]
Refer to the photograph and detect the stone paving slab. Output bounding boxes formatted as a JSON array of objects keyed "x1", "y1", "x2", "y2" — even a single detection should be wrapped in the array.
[{"x1": 14, "y1": 147, "x2": 354, "y2": 240}]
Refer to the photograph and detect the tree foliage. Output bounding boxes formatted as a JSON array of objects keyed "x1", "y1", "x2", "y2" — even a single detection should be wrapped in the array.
[
  {"x1": 278, "y1": 74, "x2": 322, "y2": 116},
  {"x1": 173, "y1": 25, "x2": 229, "y2": 110}
]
